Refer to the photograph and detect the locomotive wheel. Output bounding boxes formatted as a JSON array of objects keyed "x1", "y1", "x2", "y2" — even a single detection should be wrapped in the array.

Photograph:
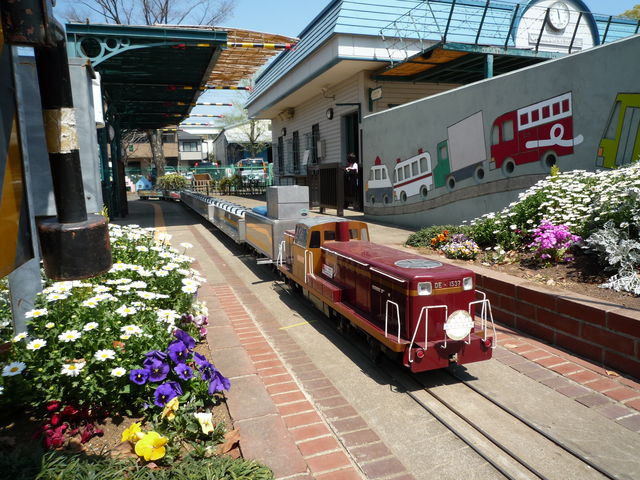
[
  {"x1": 338, "y1": 316, "x2": 351, "y2": 335},
  {"x1": 367, "y1": 337, "x2": 383, "y2": 364}
]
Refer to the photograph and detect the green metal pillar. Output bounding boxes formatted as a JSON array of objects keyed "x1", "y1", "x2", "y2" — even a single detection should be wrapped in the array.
[{"x1": 485, "y1": 54, "x2": 494, "y2": 78}]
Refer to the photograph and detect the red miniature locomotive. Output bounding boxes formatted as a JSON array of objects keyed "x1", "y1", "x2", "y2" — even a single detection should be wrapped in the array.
[{"x1": 277, "y1": 217, "x2": 495, "y2": 373}]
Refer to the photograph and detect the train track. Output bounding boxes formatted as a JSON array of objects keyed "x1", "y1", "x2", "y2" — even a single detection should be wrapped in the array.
[{"x1": 321, "y1": 309, "x2": 620, "y2": 480}]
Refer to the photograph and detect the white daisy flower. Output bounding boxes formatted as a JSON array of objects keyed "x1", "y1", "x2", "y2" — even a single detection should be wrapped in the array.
[
  {"x1": 0, "y1": 386, "x2": 4, "y2": 395},
  {"x1": 180, "y1": 242, "x2": 193, "y2": 249},
  {"x1": 93, "y1": 285, "x2": 111, "y2": 293},
  {"x1": 2, "y1": 362, "x2": 26, "y2": 376},
  {"x1": 120, "y1": 334, "x2": 131, "y2": 340},
  {"x1": 46, "y1": 293, "x2": 69, "y2": 302},
  {"x1": 116, "y1": 305, "x2": 137, "y2": 317},
  {"x1": 61, "y1": 362, "x2": 85, "y2": 377},
  {"x1": 83, "y1": 322, "x2": 99, "y2": 332},
  {"x1": 135, "y1": 246, "x2": 149, "y2": 252},
  {"x1": 58, "y1": 330, "x2": 82, "y2": 342},
  {"x1": 82, "y1": 299, "x2": 99, "y2": 308},
  {"x1": 94, "y1": 349, "x2": 116, "y2": 361},
  {"x1": 182, "y1": 285, "x2": 198, "y2": 294},
  {"x1": 111, "y1": 367, "x2": 126, "y2": 377},
  {"x1": 26, "y1": 339, "x2": 47, "y2": 351},
  {"x1": 154, "y1": 269, "x2": 169, "y2": 277},
  {"x1": 25, "y1": 308, "x2": 48, "y2": 319},
  {"x1": 136, "y1": 291, "x2": 157, "y2": 300},
  {"x1": 117, "y1": 285, "x2": 132, "y2": 292},
  {"x1": 45, "y1": 322, "x2": 55, "y2": 329},
  {"x1": 121, "y1": 324, "x2": 143, "y2": 336},
  {"x1": 12, "y1": 332, "x2": 27, "y2": 342}
]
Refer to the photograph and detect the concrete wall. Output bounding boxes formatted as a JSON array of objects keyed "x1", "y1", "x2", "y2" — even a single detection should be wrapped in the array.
[{"x1": 362, "y1": 35, "x2": 640, "y2": 229}]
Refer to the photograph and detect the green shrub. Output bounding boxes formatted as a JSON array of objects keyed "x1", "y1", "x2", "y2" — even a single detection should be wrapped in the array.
[{"x1": 157, "y1": 173, "x2": 189, "y2": 191}]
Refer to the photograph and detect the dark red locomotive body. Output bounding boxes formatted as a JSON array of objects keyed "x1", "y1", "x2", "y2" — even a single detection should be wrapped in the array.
[{"x1": 278, "y1": 218, "x2": 495, "y2": 372}]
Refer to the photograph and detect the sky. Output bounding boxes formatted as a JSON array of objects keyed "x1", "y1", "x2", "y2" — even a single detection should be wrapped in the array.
[
  {"x1": 54, "y1": 1, "x2": 640, "y2": 38},
  {"x1": 53, "y1": 0, "x2": 639, "y2": 124}
]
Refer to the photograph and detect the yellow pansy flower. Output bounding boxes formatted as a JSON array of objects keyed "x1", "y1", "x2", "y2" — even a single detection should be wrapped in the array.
[
  {"x1": 121, "y1": 422, "x2": 143, "y2": 443},
  {"x1": 161, "y1": 397, "x2": 179, "y2": 421},
  {"x1": 134, "y1": 431, "x2": 168, "y2": 461}
]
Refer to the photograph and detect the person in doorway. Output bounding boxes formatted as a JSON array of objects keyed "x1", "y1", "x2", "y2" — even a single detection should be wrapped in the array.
[
  {"x1": 345, "y1": 153, "x2": 358, "y2": 172},
  {"x1": 344, "y1": 153, "x2": 359, "y2": 209}
]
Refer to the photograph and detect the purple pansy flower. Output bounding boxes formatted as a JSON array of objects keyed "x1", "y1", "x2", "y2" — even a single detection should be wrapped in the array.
[
  {"x1": 174, "y1": 363, "x2": 193, "y2": 380},
  {"x1": 143, "y1": 358, "x2": 170, "y2": 382},
  {"x1": 154, "y1": 381, "x2": 183, "y2": 407},
  {"x1": 173, "y1": 329, "x2": 196, "y2": 350},
  {"x1": 167, "y1": 340, "x2": 189, "y2": 364},
  {"x1": 144, "y1": 350, "x2": 168, "y2": 362},
  {"x1": 208, "y1": 369, "x2": 231, "y2": 394},
  {"x1": 129, "y1": 368, "x2": 149, "y2": 385},
  {"x1": 198, "y1": 360, "x2": 216, "y2": 382},
  {"x1": 193, "y1": 352, "x2": 208, "y2": 368}
]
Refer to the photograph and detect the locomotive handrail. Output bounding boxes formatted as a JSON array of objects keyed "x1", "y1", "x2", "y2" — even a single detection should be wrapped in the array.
[
  {"x1": 321, "y1": 247, "x2": 369, "y2": 267},
  {"x1": 469, "y1": 294, "x2": 497, "y2": 349},
  {"x1": 384, "y1": 300, "x2": 401, "y2": 342},
  {"x1": 370, "y1": 267, "x2": 406, "y2": 283},
  {"x1": 304, "y1": 249, "x2": 314, "y2": 284},
  {"x1": 276, "y1": 240, "x2": 286, "y2": 266},
  {"x1": 408, "y1": 305, "x2": 447, "y2": 364}
]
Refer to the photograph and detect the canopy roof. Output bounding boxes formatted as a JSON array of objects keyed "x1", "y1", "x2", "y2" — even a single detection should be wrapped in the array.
[{"x1": 66, "y1": 23, "x2": 296, "y2": 130}]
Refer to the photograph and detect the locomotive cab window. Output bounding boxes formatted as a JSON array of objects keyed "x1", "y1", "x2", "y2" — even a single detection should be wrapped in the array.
[
  {"x1": 324, "y1": 230, "x2": 336, "y2": 241},
  {"x1": 309, "y1": 231, "x2": 321, "y2": 248},
  {"x1": 294, "y1": 225, "x2": 308, "y2": 247},
  {"x1": 491, "y1": 125, "x2": 499, "y2": 145}
]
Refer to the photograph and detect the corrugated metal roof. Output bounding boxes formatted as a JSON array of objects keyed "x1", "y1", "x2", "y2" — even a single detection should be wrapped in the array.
[{"x1": 247, "y1": 0, "x2": 639, "y2": 108}]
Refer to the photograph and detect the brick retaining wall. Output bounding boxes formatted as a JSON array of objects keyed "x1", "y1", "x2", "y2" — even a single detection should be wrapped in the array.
[{"x1": 473, "y1": 270, "x2": 640, "y2": 379}]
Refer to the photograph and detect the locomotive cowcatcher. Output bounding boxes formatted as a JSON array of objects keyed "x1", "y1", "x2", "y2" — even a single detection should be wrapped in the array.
[{"x1": 276, "y1": 218, "x2": 496, "y2": 373}]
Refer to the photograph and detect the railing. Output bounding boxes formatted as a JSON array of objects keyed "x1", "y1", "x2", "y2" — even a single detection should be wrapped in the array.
[
  {"x1": 408, "y1": 305, "x2": 448, "y2": 364},
  {"x1": 381, "y1": 0, "x2": 640, "y2": 66}
]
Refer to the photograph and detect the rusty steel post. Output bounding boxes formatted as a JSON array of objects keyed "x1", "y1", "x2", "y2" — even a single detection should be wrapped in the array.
[{"x1": 1, "y1": 0, "x2": 112, "y2": 280}]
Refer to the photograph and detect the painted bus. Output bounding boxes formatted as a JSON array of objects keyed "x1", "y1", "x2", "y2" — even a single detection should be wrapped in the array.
[
  {"x1": 597, "y1": 93, "x2": 640, "y2": 169},
  {"x1": 366, "y1": 156, "x2": 393, "y2": 205},
  {"x1": 490, "y1": 92, "x2": 583, "y2": 173},
  {"x1": 392, "y1": 149, "x2": 433, "y2": 202}
]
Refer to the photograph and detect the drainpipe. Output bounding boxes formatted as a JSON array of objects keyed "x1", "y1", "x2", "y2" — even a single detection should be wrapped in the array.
[{"x1": 1, "y1": 0, "x2": 112, "y2": 280}]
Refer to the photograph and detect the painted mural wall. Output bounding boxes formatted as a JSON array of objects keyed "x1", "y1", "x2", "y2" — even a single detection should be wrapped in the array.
[{"x1": 362, "y1": 34, "x2": 640, "y2": 229}]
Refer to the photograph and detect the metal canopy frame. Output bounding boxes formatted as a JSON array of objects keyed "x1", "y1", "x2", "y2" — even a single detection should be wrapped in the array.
[
  {"x1": 373, "y1": 41, "x2": 559, "y2": 84},
  {"x1": 66, "y1": 23, "x2": 228, "y2": 130}
]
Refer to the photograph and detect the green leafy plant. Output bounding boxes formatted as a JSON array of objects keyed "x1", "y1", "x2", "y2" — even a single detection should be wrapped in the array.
[
  {"x1": 157, "y1": 173, "x2": 189, "y2": 191},
  {"x1": 0, "y1": 448, "x2": 274, "y2": 480}
]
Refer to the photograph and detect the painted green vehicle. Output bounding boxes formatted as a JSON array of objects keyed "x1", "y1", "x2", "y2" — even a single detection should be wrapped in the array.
[{"x1": 597, "y1": 93, "x2": 640, "y2": 169}]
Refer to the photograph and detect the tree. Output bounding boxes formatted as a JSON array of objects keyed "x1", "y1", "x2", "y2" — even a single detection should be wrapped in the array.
[
  {"x1": 621, "y1": 4, "x2": 640, "y2": 19},
  {"x1": 63, "y1": 0, "x2": 233, "y2": 26},
  {"x1": 61, "y1": 0, "x2": 234, "y2": 179}
]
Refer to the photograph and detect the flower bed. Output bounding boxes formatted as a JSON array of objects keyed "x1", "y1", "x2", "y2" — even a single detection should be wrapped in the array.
[
  {"x1": 407, "y1": 163, "x2": 640, "y2": 295},
  {"x1": 0, "y1": 224, "x2": 272, "y2": 477}
]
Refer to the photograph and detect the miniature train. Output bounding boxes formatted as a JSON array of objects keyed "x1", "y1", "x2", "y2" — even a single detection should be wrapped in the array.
[{"x1": 180, "y1": 187, "x2": 496, "y2": 373}]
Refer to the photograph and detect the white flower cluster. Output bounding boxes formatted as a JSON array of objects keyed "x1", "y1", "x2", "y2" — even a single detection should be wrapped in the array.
[{"x1": 470, "y1": 163, "x2": 640, "y2": 235}]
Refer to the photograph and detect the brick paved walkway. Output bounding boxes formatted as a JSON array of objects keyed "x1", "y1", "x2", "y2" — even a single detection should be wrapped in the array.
[{"x1": 495, "y1": 323, "x2": 640, "y2": 432}]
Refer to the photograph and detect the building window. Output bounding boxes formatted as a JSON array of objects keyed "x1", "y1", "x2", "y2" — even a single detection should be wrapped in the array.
[
  {"x1": 292, "y1": 131, "x2": 300, "y2": 173},
  {"x1": 180, "y1": 140, "x2": 200, "y2": 152}
]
